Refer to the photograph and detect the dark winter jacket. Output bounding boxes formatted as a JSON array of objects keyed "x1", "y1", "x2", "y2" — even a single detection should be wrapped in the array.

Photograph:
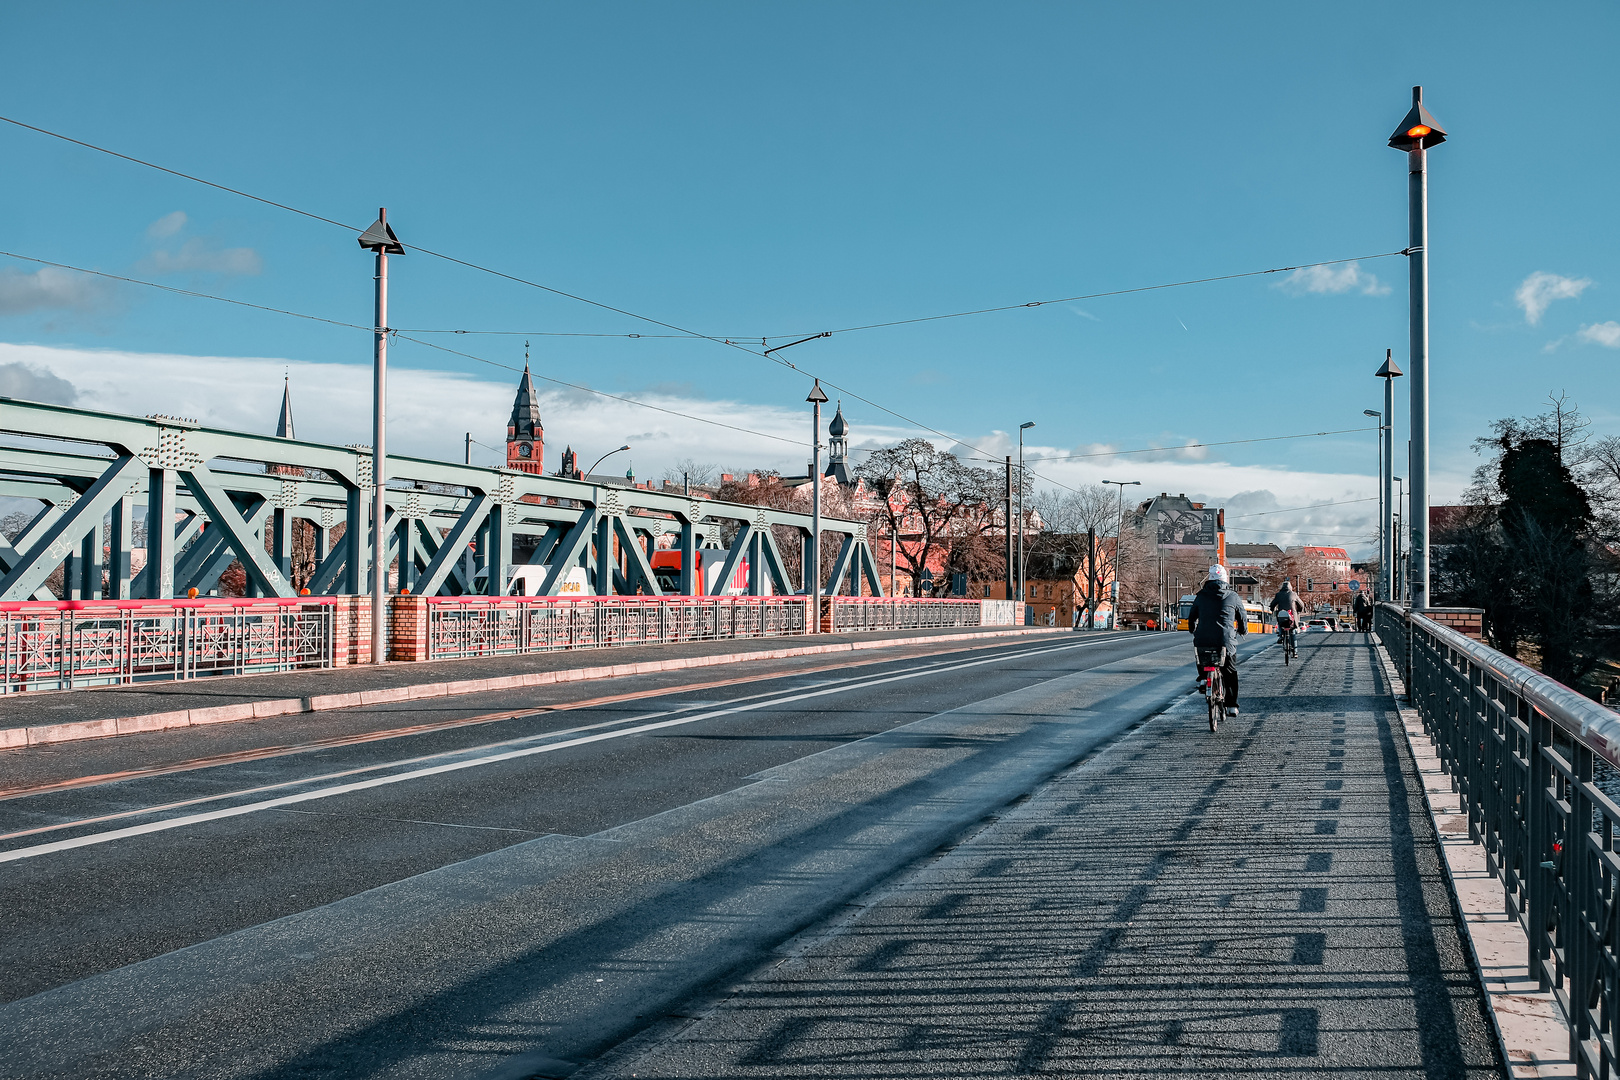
[
  {"x1": 1270, "y1": 586, "x2": 1304, "y2": 618},
  {"x1": 1353, "y1": 592, "x2": 1372, "y2": 614},
  {"x1": 1188, "y1": 580, "x2": 1250, "y2": 650}
]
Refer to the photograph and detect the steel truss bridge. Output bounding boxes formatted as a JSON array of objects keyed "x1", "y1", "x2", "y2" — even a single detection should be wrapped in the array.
[{"x1": 0, "y1": 398, "x2": 886, "y2": 603}]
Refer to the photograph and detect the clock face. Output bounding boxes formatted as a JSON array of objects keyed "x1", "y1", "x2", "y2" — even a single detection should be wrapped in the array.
[{"x1": 518, "y1": 443, "x2": 532, "y2": 458}]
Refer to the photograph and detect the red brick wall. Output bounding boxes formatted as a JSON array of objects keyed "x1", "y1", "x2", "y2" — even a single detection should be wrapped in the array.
[
  {"x1": 389, "y1": 595, "x2": 429, "y2": 662},
  {"x1": 1424, "y1": 607, "x2": 1484, "y2": 641}
]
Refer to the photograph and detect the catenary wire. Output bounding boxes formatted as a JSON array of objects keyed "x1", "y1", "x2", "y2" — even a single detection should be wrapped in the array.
[
  {"x1": 0, "y1": 251, "x2": 373, "y2": 333},
  {"x1": 0, "y1": 114, "x2": 1387, "y2": 496},
  {"x1": 1226, "y1": 496, "x2": 1378, "y2": 519},
  {"x1": 1026, "y1": 427, "x2": 1378, "y2": 463},
  {"x1": 0, "y1": 249, "x2": 803, "y2": 451}
]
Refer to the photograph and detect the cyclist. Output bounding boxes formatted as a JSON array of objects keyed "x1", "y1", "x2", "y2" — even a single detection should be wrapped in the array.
[
  {"x1": 1270, "y1": 579, "x2": 1306, "y2": 656},
  {"x1": 1353, "y1": 590, "x2": 1373, "y2": 633},
  {"x1": 1187, "y1": 564, "x2": 1249, "y2": 716}
]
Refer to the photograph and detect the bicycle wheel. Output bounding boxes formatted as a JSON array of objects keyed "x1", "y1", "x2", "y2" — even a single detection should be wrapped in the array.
[
  {"x1": 1207, "y1": 673, "x2": 1222, "y2": 731},
  {"x1": 1283, "y1": 633, "x2": 1292, "y2": 664}
]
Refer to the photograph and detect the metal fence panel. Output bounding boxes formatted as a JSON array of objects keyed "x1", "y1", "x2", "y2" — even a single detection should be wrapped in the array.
[
  {"x1": 0, "y1": 599, "x2": 335, "y2": 693},
  {"x1": 1377, "y1": 603, "x2": 1620, "y2": 1075}
]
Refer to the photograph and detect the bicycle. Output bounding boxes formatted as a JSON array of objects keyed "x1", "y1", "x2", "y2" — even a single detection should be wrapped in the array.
[
  {"x1": 1197, "y1": 647, "x2": 1226, "y2": 732},
  {"x1": 1277, "y1": 619, "x2": 1298, "y2": 664}
]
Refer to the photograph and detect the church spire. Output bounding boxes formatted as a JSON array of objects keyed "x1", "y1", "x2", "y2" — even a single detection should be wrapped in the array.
[
  {"x1": 506, "y1": 342, "x2": 544, "y2": 473},
  {"x1": 276, "y1": 374, "x2": 295, "y2": 439}
]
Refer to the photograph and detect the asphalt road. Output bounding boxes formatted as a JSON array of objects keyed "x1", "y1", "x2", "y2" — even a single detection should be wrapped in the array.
[{"x1": 0, "y1": 630, "x2": 1263, "y2": 1079}]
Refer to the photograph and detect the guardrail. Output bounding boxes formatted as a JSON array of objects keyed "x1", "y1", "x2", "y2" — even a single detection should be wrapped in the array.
[
  {"x1": 0, "y1": 598, "x2": 336, "y2": 693},
  {"x1": 825, "y1": 597, "x2": 987, "y2": 633},
  {"x1": 425, "y1": 595, "x2": 812, "y2": 660},
  {"x1": 1376, "y1": 602, "x2": 1620, "y2": 1076}
]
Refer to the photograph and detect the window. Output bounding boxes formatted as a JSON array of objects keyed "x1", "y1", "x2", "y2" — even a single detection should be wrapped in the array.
[{"x1": 983, "y1": 584, "x2": 991, "y2": 598}]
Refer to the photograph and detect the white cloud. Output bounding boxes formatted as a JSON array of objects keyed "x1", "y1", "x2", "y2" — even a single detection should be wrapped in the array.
[
  {"x1": 1273, "y1": 261, "x2": 1390, "y2": 297},
  {"x1": 146, "y1": 211, "x2": 187, "y2": 240},
  {"x1": 0, "y1": 266, "x2": 114, "y2": 315},
  {"x1": 140, "y1": 237, "x2": 262, "y2": 277},
  {"x1": 1515, "y1": 271, "x2": 1591, "y2": 325},
  {"x1": 0, "y1": 342, "x2": 1471, "y2": 560},
  {"x1": 1578, "y1": 321, "x2": 1620, "y2": 348}
]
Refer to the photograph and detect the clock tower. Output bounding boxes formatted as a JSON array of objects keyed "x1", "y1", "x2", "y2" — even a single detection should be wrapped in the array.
[{"x1": 506, "y1": 362, "x2": 543, "y2": 474}]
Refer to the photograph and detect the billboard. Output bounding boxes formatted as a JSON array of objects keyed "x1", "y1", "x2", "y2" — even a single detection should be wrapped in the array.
[{"x1": 1157, "y1": 508, "x2": 1218, "y2": 549}]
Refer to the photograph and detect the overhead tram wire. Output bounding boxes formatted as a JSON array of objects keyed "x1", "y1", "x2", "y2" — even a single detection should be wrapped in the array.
[
  {"x1": 0, "y1": 251, "x2": 801, "y2": 452},
  {"x1": 1025, "y1": 426, "x2": 1380, "y2": 463},
  {"x1": 1227, "y1": 496, "x2": 1378, "y2": 519},
  {"x1": 0, "y1": 113, "x2": 1399, "y2": 495}
]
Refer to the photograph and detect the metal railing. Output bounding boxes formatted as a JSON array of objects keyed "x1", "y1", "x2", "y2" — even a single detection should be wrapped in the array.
[
  {"x1": 426, "y1": 595, "x2": 812, "y2": 660},
  {"x1": 0, "y1": 598, "x2": 336, "y2": 693},
  {"x1": 825, "y1": 597, "x2": 985, "y2": 633},
  {"x1": 1377, "y1": 602, "x2": 1620, "y2": 1076}
]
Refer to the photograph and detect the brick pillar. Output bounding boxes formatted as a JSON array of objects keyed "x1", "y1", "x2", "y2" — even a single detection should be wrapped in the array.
[
  {"x1": 330, "y1": 596, "x2": 373, "y2": 665},
  {"x1": 389, "y1": 594, "x2": 429, "y2": 661}
]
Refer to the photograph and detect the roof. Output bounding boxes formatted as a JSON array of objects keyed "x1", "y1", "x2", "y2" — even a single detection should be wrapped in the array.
[
  {"x1": 828, "y1": 402, "x2": 847, "y2": 437},
  {"x1": 1226, "y1": 543, "x2": 1282, "y2": 561},
  {"x1": 508, "y1": 365, "x2": 542, "y2": 438},
  {"x1": 1296, "y1": 546, "x2": 1350, "y2": 560},
  {"x1": 275, "y1": 378, "x2": 295, "y2": 439}
]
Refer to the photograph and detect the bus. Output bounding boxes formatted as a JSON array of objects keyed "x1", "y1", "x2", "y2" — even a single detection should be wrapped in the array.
[{"x1": 1177, "y1": 595, "x2": 1275, "y2": 634}]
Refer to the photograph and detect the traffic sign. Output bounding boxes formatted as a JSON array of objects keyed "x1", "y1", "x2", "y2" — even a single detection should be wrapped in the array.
[{"x1": 1349, "y1": 579, "x2": 1361, "y2": 592}]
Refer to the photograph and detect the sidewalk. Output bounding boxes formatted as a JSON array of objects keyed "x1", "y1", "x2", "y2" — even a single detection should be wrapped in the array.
[
  {"x1": 596, "y1": 634, "x2": 1505, "y2": 1079},
  {"x1": 0, "y1": 625, "x2": 1072, "y2": 749}
]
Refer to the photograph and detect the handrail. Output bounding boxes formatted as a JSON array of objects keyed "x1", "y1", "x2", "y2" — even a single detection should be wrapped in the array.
[{"x1": 1386, "y1": 601, "x2": 1620, "y2": 767}]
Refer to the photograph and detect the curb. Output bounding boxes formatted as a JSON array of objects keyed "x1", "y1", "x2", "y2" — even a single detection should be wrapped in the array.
[{"x1": 2, "y1": 627, "x2": 1075, "y2": 749}]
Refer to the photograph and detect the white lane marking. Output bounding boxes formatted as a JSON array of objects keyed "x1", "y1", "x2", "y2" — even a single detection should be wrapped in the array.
[
  {"x1": 0, "y1": 637, "x2": 1106, "y2": 843},
  {"x1": 0, "y1": 637, "x2": 1133, "y2": 863}
]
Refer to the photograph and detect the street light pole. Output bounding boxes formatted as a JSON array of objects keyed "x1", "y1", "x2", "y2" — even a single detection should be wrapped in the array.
[
  {"x1": 357, "y1": 210, "x2": 403, "y2": 665},
  {"x1": 1102, "y1": 479, "x2": 1141, "y2": 628},
  {"x1": 1017, "y1": 422, "x2": 1035, "y2": 615},
  {"x1": 1390, "y1": 86, "x2": 1445, "y2": 608},
  {"x1": 807, "y1": 380, "x2": 829, "y2": 626},
  {"x1": 586, "y1": 445, "x2": 631, "y2": 479},
  {"x1": 1374, "y1": 351, "x2": 1403, "y2": 602}
]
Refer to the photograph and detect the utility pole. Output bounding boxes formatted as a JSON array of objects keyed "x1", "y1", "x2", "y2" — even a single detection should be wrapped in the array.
[
  {"x1": 1004, "y1": 455, "x2": 1013, "y2": 603},
  {"x1": 1017, "y1": 422, "x2": 1034, "y2": 616},
  {"x1": 1389, "y1": 86, "x2": 1445, "y2": 608},
  {"x1": 465, "y1": 431, "x2": 472, "y2": 466},
  {"x1": 1102, "y1": 479, "x2": 1141, "y2": 629},
  {"x1": 1086, "y1": 527, "x2": 1097, "y2": 629},
  {"x1": 807, "y1": 380, "x2": 828, "y2": 628},
  {"x1": 358, "y1": 209, "x2": 403, "y2": 665},
  {"x1": 1375, "y1": 351, "x2": 1403, "y2": 602}
]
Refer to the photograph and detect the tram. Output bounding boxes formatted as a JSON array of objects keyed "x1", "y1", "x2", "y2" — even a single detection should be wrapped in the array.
[{"x1": 1176, "y1": 595, "x2": 1275, "y2": 634}]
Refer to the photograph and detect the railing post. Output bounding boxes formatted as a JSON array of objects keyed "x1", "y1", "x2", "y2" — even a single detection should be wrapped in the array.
[{"x1": 1529, "y1": 701, "x2": 1553, "y2": 988}]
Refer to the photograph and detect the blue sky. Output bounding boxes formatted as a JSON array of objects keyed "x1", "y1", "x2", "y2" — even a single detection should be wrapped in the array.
[{"x1": 1, "y1": 2, "x2": 1617, "y2": 552}]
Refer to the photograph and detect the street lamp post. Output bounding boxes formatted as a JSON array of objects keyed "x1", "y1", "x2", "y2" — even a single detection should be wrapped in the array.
[
  {"x1": 585, "y1": 444, "x2": 631, "y2": 479},
  {"x1": 1364, "y1": 408, "x2": 1384, "y2": 601},
  {"x1": 357, "y1": 210, "x2": 404, "y2": 665},
  {"x1": 1017, "y1": 422, "x2": 1035, "y2": 612},
  {"x1": 1374, "y1": 351, "x2": 1403, "y2": 602},
  {"x1": 1389, "y1": 86, "x2": 1446, "y2": 608},
  {"x1": 1102, "y1": 479, "x2": 1141, "y2": 628},
  {"x1": 1393, "y1": 475, "x2": 1406, "y2": 602},
  {"x1": 807, "y1": 381, "x2": 829, "y2": 627}
]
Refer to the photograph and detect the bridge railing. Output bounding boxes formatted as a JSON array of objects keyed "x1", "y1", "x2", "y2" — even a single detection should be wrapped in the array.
[
  {"x1": 824, "y1": 597, "x2": 986, "y2": 633},
  {"x1": 1377, "y1": 602, "x2": 1620, "y2": 1075},
  {"x1": 0, "y1": 598, "x2": 336, "y2": 693},
  {"x1": 422, "y1": 595, "x2": 812, "y2": 660}
]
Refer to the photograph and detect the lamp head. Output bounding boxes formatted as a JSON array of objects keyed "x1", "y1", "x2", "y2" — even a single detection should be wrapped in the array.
[
  {"x1": 1020, "y1": 421, "x2": 1036, "y2": 430},
  {"x1": 1388, "y1": 86, "x2": 1447, "y2": 151},
  {"x1": 1364, "y1": 410, "x2": 1380, "y2": 418}
]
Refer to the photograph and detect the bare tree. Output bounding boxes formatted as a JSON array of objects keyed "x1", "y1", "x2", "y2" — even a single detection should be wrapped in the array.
[
  {"x1": 858, "y1": 440, "x2": 1003, "y2": 597},
  {"x1": 661, "y1": 458, "x2": 718, "y2": 488}
]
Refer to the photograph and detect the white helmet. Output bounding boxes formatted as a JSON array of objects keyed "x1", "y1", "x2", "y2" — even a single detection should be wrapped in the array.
[{"x1": 1207, "y1": 564, "x2": 1228, "y2": 584}]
